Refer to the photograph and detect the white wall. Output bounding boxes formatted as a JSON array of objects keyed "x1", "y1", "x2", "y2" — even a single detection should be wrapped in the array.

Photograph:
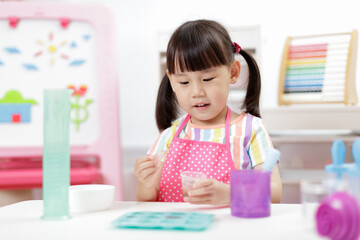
[
  {"x1": 37, "y1": 0, "x2": 360, "y2": 149},
  {"x1": 24, "y1": 0, "x2": 360, "y2": 201},
  {"x1": 109, "y1": 0, "x2": 360, "y2": 150}
]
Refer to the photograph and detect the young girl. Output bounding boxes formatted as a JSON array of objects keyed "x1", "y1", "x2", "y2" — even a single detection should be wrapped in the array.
[{"x1": 134, "y1": 19, "x2": 282, "y2": 205}]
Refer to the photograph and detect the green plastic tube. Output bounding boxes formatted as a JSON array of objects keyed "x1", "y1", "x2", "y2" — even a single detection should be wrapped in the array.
[{"x1": 41, "y1": 89, "x2": 72, "y2": 220}]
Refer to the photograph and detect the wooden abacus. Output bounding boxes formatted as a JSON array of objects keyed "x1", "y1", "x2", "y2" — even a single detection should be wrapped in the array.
[{"x1": 278, "y1": 30, "x2": 358, "y2": 105}]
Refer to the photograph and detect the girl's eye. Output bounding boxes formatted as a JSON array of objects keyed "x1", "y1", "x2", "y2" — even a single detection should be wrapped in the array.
[
  {"x1": 203, "y1": 78, "x2": 214, "y2": 82},
  {"x1": 180, "y1": 81, "x2": 189, "y2": 85}
]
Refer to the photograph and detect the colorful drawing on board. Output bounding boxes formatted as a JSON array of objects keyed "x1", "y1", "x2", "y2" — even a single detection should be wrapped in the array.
[
  {"x1": 4, "y1": 47, "x2": 21, "y2": 54},
  {"x1": 70, "y1": 59, "x2": 86, "y2": 66},
  {"x1": 68, "y1": 84, "x2": 93, "y2": 131},
  {"x1": 83, "y1": 35, "x2": 91, "y2": 41},
  {"x1": 22, "y1": 63, "x2": 38, "y2": 71},
  {"x1": 32, "y1": 32, "x2": 89, "y2": 68},
  {"x1": 0, "y1": 90, "x2": 37, "y2": 123},
  {"x1": 70, "y1": 41, "x2": 77, "y2": 48},
  {"x1": 4, "y1": 46, "x2": 39, "y2": 70},
  {"x1": 2, "y1": 32, "x2": 92, "y2": 70},
  {"x1": 33, "y1": 32, "x2": 69, "y2": 66}
]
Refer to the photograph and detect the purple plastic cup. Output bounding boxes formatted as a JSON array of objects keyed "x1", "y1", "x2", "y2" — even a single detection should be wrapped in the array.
[
  {"x1": 230, "y1": 170, "x2": 271, "y2": 218},
  {"x1": 316, "y1": 192, "x2": 360, "y2": 240}
]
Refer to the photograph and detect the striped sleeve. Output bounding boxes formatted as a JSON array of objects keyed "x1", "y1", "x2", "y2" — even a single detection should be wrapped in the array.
[
  {"x1": 147, "y1": 116, "x2": 184, "y2": 157},
  {"x1": 247, "y1": 117, "x2": 274, "y2": 168}
]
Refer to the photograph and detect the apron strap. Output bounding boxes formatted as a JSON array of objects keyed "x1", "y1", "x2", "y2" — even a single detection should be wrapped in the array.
[
  {"x1": 174, "y1": 114, "x2": 191, "y2": 138},
  {"x1": 174, "y1": 106, "x2": 231, "y2": 146},
  {"x1": 225, "y1": 106, "x2": 231, "y2": 148}
]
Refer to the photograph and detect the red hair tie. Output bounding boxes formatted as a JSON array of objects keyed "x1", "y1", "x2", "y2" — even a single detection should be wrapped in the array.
[{"x1": 233, "y1": 42, "x2": 241, "y2": 54}]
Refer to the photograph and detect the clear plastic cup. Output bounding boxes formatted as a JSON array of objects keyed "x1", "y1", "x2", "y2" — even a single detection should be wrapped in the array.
[
  {"x1": 180, "y1": 171, "x2": 207, "y2": 197},
  {"x1": 152, "y1": 150, "x2": 168, "y2": 167},
  {"x1": 345, "y1": 174, "x2": 360, "y2": 201},
  {"x1": 301, "y1": 179, "x2": 335, "y2": 229}
]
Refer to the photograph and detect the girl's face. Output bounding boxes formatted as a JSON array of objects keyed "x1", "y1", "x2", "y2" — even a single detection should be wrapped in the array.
[{"x1": 168, "y1": 61, "x2": 240, "y2": 126}]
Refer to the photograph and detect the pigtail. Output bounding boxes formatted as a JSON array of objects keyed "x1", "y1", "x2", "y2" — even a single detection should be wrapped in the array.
[
  {"x1": 155, "y1": 73, "x2": 179, "y2": 132},
  {"x1": 239, "y1": 50, "x2": 261, "y2": 118}
]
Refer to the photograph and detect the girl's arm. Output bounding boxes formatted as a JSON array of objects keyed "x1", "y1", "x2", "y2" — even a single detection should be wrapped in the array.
[{"x1": 253, "y1": 163, "x2": 282, "y2": 203}]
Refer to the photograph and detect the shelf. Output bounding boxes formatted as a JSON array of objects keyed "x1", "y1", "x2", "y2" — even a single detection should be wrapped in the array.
[
  {"x1": 279, "y1": 169, "x2": 328, "y2": 184},
  {"x1": 270, "y1": 132, "x2": 360, "y2": 144},
  {"x1": 262, "y1": 105, "x2": 360, "y2": 131},
  {"x1": 262, "y1": 105, "x2": 360, "y2": 144}
]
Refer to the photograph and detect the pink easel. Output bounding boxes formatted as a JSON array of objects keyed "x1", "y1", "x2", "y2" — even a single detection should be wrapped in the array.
[{"x1": 0, "y1": 2, "x2": 123, "y2": 200}]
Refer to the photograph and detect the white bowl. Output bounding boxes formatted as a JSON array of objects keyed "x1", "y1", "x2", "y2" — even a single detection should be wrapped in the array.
[{"x1": 69, "y1": 184, "x2": 115, "y2": 213}]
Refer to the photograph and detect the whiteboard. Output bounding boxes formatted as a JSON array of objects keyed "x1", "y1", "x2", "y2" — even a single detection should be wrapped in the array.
[{"x1": 0, "y1": 19, "x2": 99, "y2": 147}]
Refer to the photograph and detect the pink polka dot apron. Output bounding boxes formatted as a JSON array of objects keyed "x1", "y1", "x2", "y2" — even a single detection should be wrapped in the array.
[{"x1": 158, "y1": 107, "x2": 235, "y2": 202}]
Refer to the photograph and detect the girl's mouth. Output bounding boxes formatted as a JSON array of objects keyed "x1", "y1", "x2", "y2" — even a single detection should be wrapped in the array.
[{"x1": 194, "y1": 103, "x2": 209, "y2": 110}]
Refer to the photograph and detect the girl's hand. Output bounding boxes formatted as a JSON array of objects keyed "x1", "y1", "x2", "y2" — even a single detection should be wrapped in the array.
[
  {"x1": 134, "y1": 155, "x2": 163, "y2": 190},
  {"x1": 183, "y1": 179, "x2": 230, "y2": 205}
]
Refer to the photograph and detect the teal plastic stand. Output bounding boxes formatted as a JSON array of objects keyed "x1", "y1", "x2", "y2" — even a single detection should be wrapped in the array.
[
  {"x1": 353, "y1": 138, "x2": 360, "y2": 168},
  {"x1": 346, "y1": 138, "x2": 360, "y2": 177},
  {"x1": 325, "y1": 140, "x2": 347, "y2": 180},
  {"x1": 325, "y1": 139, "x2": 360, "y2": 175},
  {"x1": 41, "y1": 89, "x2": 72, "y2": 220}
]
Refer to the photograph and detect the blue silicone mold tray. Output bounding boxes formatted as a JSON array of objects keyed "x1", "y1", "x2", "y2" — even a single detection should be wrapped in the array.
[{"x1": 111, "y1": 211, "x2": 214, "y2": 231}]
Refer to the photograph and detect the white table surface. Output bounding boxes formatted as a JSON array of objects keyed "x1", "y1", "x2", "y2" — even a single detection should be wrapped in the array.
[{"x1": 0, "y1": 200, "x2": 325, "y2": 240}]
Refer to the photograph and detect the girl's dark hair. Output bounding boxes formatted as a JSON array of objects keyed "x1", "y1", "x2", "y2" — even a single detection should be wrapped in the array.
[{"x1": 156, "y1": 19, "x2": 261, "y2": 131}]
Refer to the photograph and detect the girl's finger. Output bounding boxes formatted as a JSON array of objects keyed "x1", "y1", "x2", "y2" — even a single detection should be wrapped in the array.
[
  {"x1": 193, "y1": 178, "x2": 213, "y2": 189},
  {"x1": 135, "y1": 159, "x2": 157, "y2": 174},
  {"x1": 141, "y1": 159, "x2": 157, "y2": 169},
  {"x1": 187, "y1": 185, "x2": 212, "y2": 197},
  {"x1": 185, "y1": 194, "x2": 212, "y2": 204},
  {"x1": 138, "y1": 166, "x2": 157, "y2": 180},
  {"x1": 135, "y1": 162, "x2": 156, "y2": 178},
  {"x1": 135, "y1": 156, "x2": 153, "y2": 166}
]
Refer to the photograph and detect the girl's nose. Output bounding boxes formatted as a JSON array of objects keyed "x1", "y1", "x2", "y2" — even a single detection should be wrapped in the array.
[{"x1": 191, "y1": 81, "x2": 205, "y2": 97}]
